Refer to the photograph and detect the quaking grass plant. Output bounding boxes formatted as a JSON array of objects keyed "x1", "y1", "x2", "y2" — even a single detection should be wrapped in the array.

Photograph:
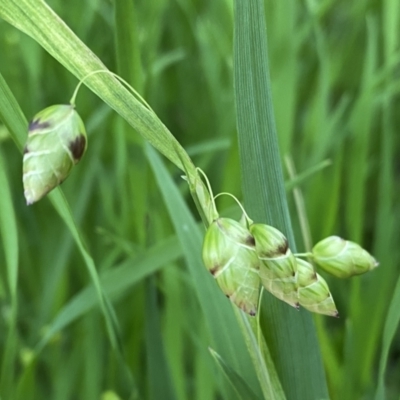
[{"x1": 0, "y1": 0, "x2": 399, "y2": 399}]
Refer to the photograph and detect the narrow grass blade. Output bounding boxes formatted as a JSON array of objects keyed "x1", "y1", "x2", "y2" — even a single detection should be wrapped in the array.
[
  {"x1": 0, "y1": 71, "x2": 26, "y2": 148},
  {"x1": 209, "y1": 348, "x2": 261, "y2": 400},
  {"x1": 0, "y1": 149, "x2": 18, "y2": 304},
  {"x1": 371, "y1": 3, "x2": 400, "y2": 399},
  {"x1": 265, "y1": 3, "x2": 297, "y2": 155},
  {"x1": 36, "y1": 235, "x2": 181, "y2": 351},
  {"x1": 162, "y1": 266, "x2": 187, "y2": 400},
  {"x1": 0, "y1": 68, "x2": 122, "y2": 364},
  {"x1": 113, "y1": 0, "x2": 149, "y2": 251},
  {"x1": 47, "y1": 190, "x2": 121, "y2": 349},
  {"x1": 285, "y1": 160, "x2": 332, "y2": 192},
  {"x1": 114, "y1": 0, "x2": 143, "y2": 90},
  {"x1": 194, "y1": 324, "x2": 218, "y2": 400},
  {"x1": 15, "y1": 357, "x2": 38, "y2": 400},
  {"x1": 53, "y1": 343, "x2": 83, "y2": 400},
  {"x1": 375, "y1": 274, "x2": 400, "y2": 400},
  {"x1": 233, "y1": 1, "x2": 329, "y2": 398},
  {"x1": 81, "y1": 315, "x2": 102, "y2": 400},
  {"x1": 145, "y1": 278, "x2": 177, "y2": 400},
  {"x1": 145, "y1": 144, "x2": 263, "y2": 398},
  {"x1": 345, "y1": 16, "x2": 377, "y2": 244},
  {"x1": 341, "y1": 16, "x2": 381, "y2": 399},
  {"x1": 234, "y1": 308, "x2": 286, "y2": 400},
  {"x1": 0, "y1": 148, "x2": 19, "y2": 398}
]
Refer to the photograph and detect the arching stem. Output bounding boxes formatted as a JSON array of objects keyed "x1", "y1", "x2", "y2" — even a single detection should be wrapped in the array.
[
  {"x1": 213, "y1": 192, "x2": 253, "y2": 225},
  {"x1": 69, "y1": 69, "x2": 152, "y2": 111},
  {"x1": 196, "y1": 167, "x2": 218, "y2": 218}
]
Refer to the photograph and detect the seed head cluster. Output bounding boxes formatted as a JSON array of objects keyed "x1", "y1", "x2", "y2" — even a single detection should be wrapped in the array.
[{"x1": 202, "y1": 205, "x2": 378, "y2": 317}]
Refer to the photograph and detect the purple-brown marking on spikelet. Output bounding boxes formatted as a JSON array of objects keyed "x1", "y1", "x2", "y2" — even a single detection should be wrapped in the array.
[
  {"x1": 245, "y1": 235, "x2": 256, "y2": 246},
  {"x1": 209, "y1": 266, "x2": 219, "y2": 276},
  {"x1": 69, "y1": 135, "x2": 86, "y2": 161},
  {"x1": 29, "y1": 119, "x2": 50, "y2": 132},
  {"x1": 277, "y1": 238, "x2": 289, "y2": 255},
  {"x1": 260, "y1": 238, "x2": 289, "y2": 258}
]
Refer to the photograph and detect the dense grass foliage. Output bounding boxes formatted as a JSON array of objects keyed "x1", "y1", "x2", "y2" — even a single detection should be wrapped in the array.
[{"x1": 0, "y1": 0, "x2": 399, "y2": 399}]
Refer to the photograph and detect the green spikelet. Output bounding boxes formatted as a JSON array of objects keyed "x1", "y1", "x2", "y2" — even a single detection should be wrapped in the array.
[
  {"x1": 23, "y1": 104, "x2": 87, "y2": 205},
  {"x1": 250, "y1": 223, "x2": 299, "y2": 308},
  {"x1": 202, "y1": 218, "x2": 261, "y2": 316},
  {"x1": 312, "y1": 236, "x2": 379, "y2": 279},
  {"x1": 296, "y1": 258, "x2": 338, "y2": 317}
]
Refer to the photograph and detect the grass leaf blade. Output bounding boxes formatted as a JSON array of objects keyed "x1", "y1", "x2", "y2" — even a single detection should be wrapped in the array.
[
  {"x1": 374, "y1": 274, "x2": 400, "y2": 400},
  {"x1": 233, "y1": 1, "x2": 329, "y2": 398},
  {"x1": 0, "y1": 0, "x2": 193, "y2": 174},
  {"x1": 0, "y1": 67, "x2": 124, "y2": 371},
  {"x1": 209, "y1": 348, "x2": 261, "y2": 400},
  {"x1": 145, "y1": 143, "x2": 263, "y2": 398},
  {"x1": 0, "y1": 149, "x2": 19, "y2": 398}
]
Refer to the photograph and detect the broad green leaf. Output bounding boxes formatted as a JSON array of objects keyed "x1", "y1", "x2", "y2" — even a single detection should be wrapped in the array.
[{"x1": 233, "y1": 0, "x2": 329, "y2": 398}]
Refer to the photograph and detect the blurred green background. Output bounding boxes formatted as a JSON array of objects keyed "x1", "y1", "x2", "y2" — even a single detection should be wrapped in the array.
[{"x1": 0, "y1": 0, "x2": 399, "y2": 399}]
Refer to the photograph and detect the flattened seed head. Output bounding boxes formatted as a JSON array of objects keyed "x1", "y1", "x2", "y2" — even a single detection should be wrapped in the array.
[
  {"x1": 23, "y1": 104, "x2": 88, "y2": 204},
  {"x1": 202, "y1": 218, "x2": 261, "y2": 316},
  {"x1": 249, "y1": 223, "x2": 300, "y2": 308},
  {"x1": 249, "y1": 223, "x2": 289, "y2": 258},
  {"x1": 296, "y1": 258, "x2": 318, "y2": 287},
  {"x1": 260, "y1": 273, "x2": 299, "y2": 308},
  {"x1": 312, "y1": 236, "x2": 378, "y2": 278},
  {"x1": 296, "y1": 258, "x2": 339, "y2": 317}
]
